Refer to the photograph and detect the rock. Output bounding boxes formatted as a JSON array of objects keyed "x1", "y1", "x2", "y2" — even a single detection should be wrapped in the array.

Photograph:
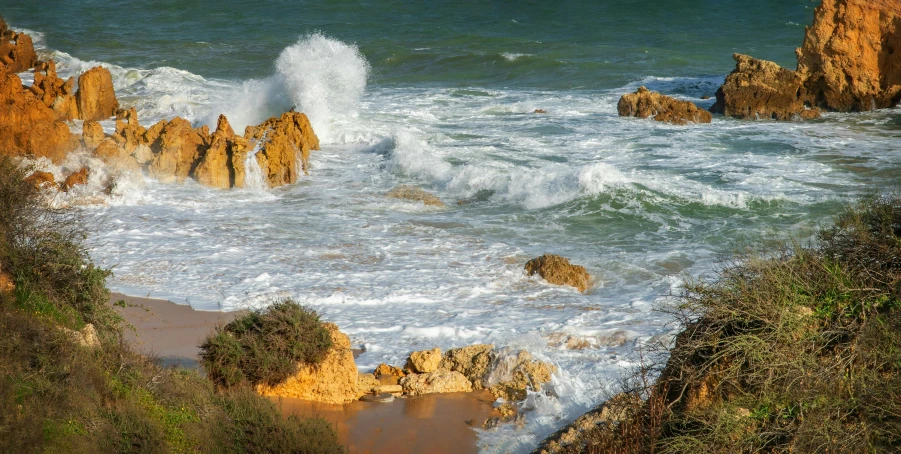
[
  {"x1": 618, "y1": 86, "x2": 712, "y2": 124},
  {"x1": 374, "y1": 363, "x2": 406, "y2": 385},
  {"x1": 797, "y1": 0, "x2": 901, "y2": 111},
  {"x1": 256, "y1": 323, "x2": 359, "y2": 404},
  {"x1": 243, "y1": 111, "x2": 319, "y2": 188},
  {"x1": 524, "y1": 254, "x2": 592, "y2": 293},
  {"x1": 360, "y1": 393, "x2": 396, "y2": 403},
  {"x1": 30, "y1": 60, "x2": 77, "y2": 121},
  {"x1": 112, "y1": 108, "x2": 148, "y2": 153},
  {"x1": 438, "y1": 344, "x2": 494, "y2": 389},
  {"x1": 485, "y1": 349, "x2": 556, "y2": 402},
  {"x1": 82, "y1": 120, "x2": 105, "y2": 150},
  {"x1": 0, "y1": 21, "x2": 37, "y2": 73},
  {"x1": 94, "y1": 138, "x2": 139, "y2": 171},
  {"x1": 62, "y1": 168, "x2": 89, "y2": 191},
  {"x1": 386, "y1": 185, "x2": 445, "y2": 207},
  {"x1": 214, "y1": 113, "x2": 235, "y2": 137},
  {"x1": 76, "y1": 66, "x2": 119, "y2": 121},
  {"x1": 533, "y1": 393, "x2": 643, "y2": 454},
  {"x1": 358, "y1": 372, "x2": 381, "y2": 395},
  {"x1": 533, "y1": 109, "x2": 547, "y2": 114},
  {"x1": 62, "y1": 323, "x2": 100, "y2": 348},
  {"x1": 374, "y1": 384, "x2": 403, "y2": 395},
  {"x1": 149, "y1": 117, "x2": 208, "y2": 183},
  {"x1": 400, "y1": 369, "x2": 473, "y2": 396},
  {"x1": 25, "y1": 171, "x2": 55, "y2": 189},
  {"x1": 192, "y1": 134, "x2": 233, "y2": 188},
  {"x1": 709, "y1": 54, "x2": 819, "y2": 120},
  {"x1": 0, "y1": 72, "x2": 78, "y2": 163},
  {"x1": 404, "y1": 347, "x2": 442, "y2": 374}
]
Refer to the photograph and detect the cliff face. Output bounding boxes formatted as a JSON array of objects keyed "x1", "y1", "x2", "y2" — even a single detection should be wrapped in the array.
[{"x1": 797, "y1": 0, "x2": 901, "y2": 111}]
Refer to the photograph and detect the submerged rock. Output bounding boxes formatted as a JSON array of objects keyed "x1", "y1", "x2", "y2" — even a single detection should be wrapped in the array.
[
  {"x1": 63, "y1": 168, "x2": 89, "y2": 192},
  {"x1": 618, "y1": 86, "x2": 712, "y2": 125},
  {"x1": 525, "y1": 254, "x2": 592, "y2": 293},
  {"x1": 386, "y1": 185, "x2": 445, "y2": 207},
  {"x1": 256, "y1": 322, "x2": 359, "y2": 404},
  {"x1": 709, "y1": 54, "x2": 820, "y2": 120},
  {"x1": 25, "y1": 170, "x2": 55, "y2": 190},
  {"x1": 486, "y1": 348, "x2": 556, "y2": 402}
]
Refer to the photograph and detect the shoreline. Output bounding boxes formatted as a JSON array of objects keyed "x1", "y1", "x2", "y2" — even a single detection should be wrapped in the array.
[{"x1": 109, "y1": 292, "x2": 498, "y2": 453}]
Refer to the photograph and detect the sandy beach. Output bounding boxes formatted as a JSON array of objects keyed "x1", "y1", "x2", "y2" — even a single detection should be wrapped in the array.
[{"x1": 109, "y1": 292, "x2": 498, "y2": 453}]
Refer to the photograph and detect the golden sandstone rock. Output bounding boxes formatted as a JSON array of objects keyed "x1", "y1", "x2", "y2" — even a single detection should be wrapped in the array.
[
  {"x1": 525, "y1": 254, "x2": 592, "y2": 293},
  {"x1": 0, "y1": 18, "x2": 36, "y2": 74},
  {"x1": 75, "y1": 66, "x2": 119, "y2": 121},
  {"x1": 0, "y1": 72, "x2": 78, "y2": 163},
  {"x1": 25, "y1": 170, "x2": 55, "y2": 189},
  {"x1": 617, "y1": 86, "x2": 712, "y2": 125},
  {"x1": 63, "y1": 168, "x2": 89, "y2": 192},
  {"x1": 400, "y1": 369, "x2": 473, "y2": 396},
  {"x1": 709, "y1": 0, "x2": 900, "y2": 120},
  {"x1": 438, "y1": 344, "x2": 494, "y2": 389},
  {"x1": 486, "y1": 349, "x2": 557, "y2": 402},
  {"x1": 797, "y1": 0, "x2": 901, "y2": 111},
  {"x1": 256, "y1": 323, "x2": 359, "y2": 404},
  {"x1": 404, "y1": 347, "x2": 442, "y2": 374}
]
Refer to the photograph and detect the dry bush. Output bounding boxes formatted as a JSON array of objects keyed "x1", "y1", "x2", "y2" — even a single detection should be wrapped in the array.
[{"x1": 200, "y1": 299, "x2": 333, "y2": 388}]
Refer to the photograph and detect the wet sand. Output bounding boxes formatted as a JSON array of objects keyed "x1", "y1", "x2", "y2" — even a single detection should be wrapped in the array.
[{"x1": 109, "y1": 292, "x2": 498, "y2": 453}]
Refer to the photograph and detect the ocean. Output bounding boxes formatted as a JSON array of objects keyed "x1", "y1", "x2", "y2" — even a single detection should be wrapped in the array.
[{"x1": 4, "y1": 0, "x2": 900, "y2": 451}]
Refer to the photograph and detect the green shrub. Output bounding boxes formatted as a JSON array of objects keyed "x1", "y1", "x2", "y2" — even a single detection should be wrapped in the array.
[
  {"x1": 200, "y1": 300, "x2": 333, "y2": 388},
  {"x1": 539, "y1": 193, "x2": 901, "y2": 453}
]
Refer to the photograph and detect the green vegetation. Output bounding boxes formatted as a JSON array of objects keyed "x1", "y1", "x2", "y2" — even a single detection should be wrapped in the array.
[
  {"x1": 200, "y1": 300, "x2": 333, "y2": 388},
  {"x1": 543, "y1": 193, "x2": 901, "y2": 453},
  {"x1": 0, "y1": 157, "x2": 345, "y2": 453}
]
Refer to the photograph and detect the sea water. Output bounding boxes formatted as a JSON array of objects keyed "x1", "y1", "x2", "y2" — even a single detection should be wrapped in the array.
[{"x1": 4, "y1": 1, "x2": 901, "y2": 451}]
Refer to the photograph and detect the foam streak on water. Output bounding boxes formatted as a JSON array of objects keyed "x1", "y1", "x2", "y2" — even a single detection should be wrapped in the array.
[{"x1": 22, "y1": 29, "x2": 901, "y2": 453}]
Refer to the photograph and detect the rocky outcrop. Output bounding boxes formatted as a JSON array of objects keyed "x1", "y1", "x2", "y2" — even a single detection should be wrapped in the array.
[
  {"x1": 82, "y1": 120, "x2": 105, "y2": 150},
  {"x1": 0, "y1": 19, "x2": 37, "y2": 74},
  {"x1": 797, "y1": 0, "x2": 901, "y2": 111},
  {"x1": 710, "y1": 54, "x2": 821, "y2": 120},
  {"x1": 75, "y1": 66, "x2": 118, "y2": 121},
  {"x1": 362, "y1": 344, "x2": 556, "y2": 403},
  {"x1": 618, "y1": 87, "x2": 712, "y2": 125},
  {"x1": 386, "y1": 185, "x2": 445, "y2": 207},
  {"x1": 486, "y1": 349, "x2": 556, "y2": 402},
  {"x1": 709, "y1": 0, "x2": 900, "y2": 119},
  {"x1": 534, "y1": 393, "x2": 644, "y2": 454},
  {"x1": 400, "y1": 369, "x2": 473, "y2": 396},
  {"x1": 256, "y1": 323, "x2": 359, "y2": 404},
  {"x1": 525, "y1": 254, "x2": 592, "y2": 293},
  {"x1": 30, "y1": 61, "x2": 77, "y2": 121},
  {"x1": 0, "y1": 72, "x2": 78, "y2": 162},
  {"x1": 438, "y1": 344, "x2": 494, "y2": 389},
  {"x1": 404, "y1": 347, "x2": 442, "y2": 374},
  {"x1": 148, "y1": 117, "x2": 207, "y2": 183},
  {"x1": 244, "y1": 111, "x2": 319, "y2": 188}
]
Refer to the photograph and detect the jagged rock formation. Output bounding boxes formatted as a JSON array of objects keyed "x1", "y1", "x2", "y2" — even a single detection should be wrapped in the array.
[
  {"x1": 525, "y1": 254, "x2": 592, "y2": 293},
  {"x1": 710, "y1": 55, "x2": 821, "y2": 120},
  {"x1": 0, "y1": 72, "x2": 78, "y2": 162},
  {"x1": 256, "y1": 323, "x2": 359, "y2": 404},
  {"x1": 617, "y1": 86, "x2": 712, "y2": 125},
  {"x1": 0, "y1": 18, "x2": 36, "y2": 74},
  {"x1": 364, "y1": 345, "x2": 556, "y2": 402},
  {"x1": 75, "y1": 66, "x2": 118, "y2": 121},
  {"x1": 30, "y1": 61, "x2": 77, "y2": 121},
  {"x1": 711, "y1": 0, "x2": 901, "y2": 119},
  {"x1": 797, "y1": 0, "x2": 901, "y2": 111}
]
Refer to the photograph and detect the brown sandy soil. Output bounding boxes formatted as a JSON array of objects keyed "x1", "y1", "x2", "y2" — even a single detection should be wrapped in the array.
[
  {"x1": 110, "y1": 293, "x2": 499, "y2": 452},
  {"x1": 110, "y1": 292, "x2": 243, "y2": 368},
  {"x1": 274, "y1": 390, "x2": 498, "y2": 454}
]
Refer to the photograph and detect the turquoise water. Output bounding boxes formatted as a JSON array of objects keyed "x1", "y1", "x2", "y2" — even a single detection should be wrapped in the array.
[{"x1": 6, "y1": 1, "x2": 901, "y2": 452}]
